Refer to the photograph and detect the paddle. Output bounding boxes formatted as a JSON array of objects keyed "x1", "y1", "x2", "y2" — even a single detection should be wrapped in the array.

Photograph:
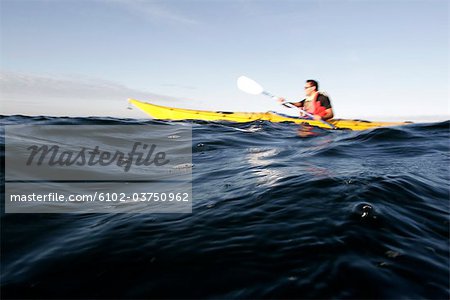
[{"x1": 237, "y1": 76, "x2": 336, "y2": 129}]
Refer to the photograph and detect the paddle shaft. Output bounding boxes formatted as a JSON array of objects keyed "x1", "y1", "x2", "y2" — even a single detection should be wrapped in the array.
[{"x1": 261, "y1": 91, "x2": 336, "y2": 129}]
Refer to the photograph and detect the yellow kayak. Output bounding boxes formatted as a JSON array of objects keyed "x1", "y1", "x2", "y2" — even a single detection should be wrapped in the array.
[{"x1": 128, "y1": 99, "x2": 409, "y2": 131}]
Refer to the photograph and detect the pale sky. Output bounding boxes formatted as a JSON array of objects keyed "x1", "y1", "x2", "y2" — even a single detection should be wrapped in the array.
[{"x1": 1, "y1": 0, "x2": 449, "y2": 121}]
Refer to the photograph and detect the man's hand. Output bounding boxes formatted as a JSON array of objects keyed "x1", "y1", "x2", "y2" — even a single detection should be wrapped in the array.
[{"x1": 313, "y1": 115, "x2": 322, "y2": 120}]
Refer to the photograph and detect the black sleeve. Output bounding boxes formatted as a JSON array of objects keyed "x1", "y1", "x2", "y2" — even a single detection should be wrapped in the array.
[{"x1": 318, "y1": 95, "x2": 332, "y2": 109}]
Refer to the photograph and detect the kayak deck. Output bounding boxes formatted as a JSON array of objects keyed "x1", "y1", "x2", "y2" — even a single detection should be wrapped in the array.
[{"x1": 128, "y1": 99, "x2": 408, "y2": 130}]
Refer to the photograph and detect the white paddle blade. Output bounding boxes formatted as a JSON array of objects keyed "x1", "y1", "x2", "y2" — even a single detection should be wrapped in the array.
[{"x1": 237, "y1": 76, "x2": 264, "y2": 95}]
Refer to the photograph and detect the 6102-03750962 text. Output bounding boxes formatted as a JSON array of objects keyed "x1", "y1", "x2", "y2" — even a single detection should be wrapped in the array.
[{"x1": 9, "y1": 192, "x2": 190, "y2": 202}]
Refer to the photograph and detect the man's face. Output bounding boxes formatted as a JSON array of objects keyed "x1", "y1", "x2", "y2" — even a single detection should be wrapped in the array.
[{"x1": 304, "y1": 83, "x2": 316, "y2": 97}]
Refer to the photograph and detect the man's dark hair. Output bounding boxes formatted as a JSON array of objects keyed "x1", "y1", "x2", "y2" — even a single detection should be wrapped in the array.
[{"x1": 306, "y1": 79, "x2": 319, "y2": 91}]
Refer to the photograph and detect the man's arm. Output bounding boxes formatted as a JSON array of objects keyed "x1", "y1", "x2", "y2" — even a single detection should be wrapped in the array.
[
  {"x1": 321, "y1": 108, "x2": 334, "y2": 120},
  {"x1": 316, "y1": 94, "x2": 333, "y2": 120},
  {"x1": 278, "y1": 98, "x2": 304, "y2": 108},
  {"x1": 286, "y1": 101, "x2": 303, "y2": 108}
]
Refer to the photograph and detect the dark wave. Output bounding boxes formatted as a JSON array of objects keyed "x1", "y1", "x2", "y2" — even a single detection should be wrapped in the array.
[{"x1": 1, "y1": 115, "x2": 449, "y2": 299}]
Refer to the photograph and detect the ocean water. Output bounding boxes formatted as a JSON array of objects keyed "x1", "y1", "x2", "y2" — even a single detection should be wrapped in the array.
[{"x1": 1, "y1": 115, "x2": 449, "y2": 299}]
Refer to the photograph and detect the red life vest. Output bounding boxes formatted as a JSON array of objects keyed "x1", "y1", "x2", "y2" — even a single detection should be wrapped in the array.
[{"x1": 304, "y1": 93, "x2": 328, "y2": 117}]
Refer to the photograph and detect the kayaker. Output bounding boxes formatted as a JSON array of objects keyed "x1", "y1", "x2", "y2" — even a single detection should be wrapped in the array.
[{"x1": 279, "y1": 80, "x2": 334, "y2": 121}]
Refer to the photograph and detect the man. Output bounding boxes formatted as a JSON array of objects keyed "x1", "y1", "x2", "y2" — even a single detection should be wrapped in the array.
[{"x1": 279, "y1": 80, "x2": 334, "y2": 121}]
